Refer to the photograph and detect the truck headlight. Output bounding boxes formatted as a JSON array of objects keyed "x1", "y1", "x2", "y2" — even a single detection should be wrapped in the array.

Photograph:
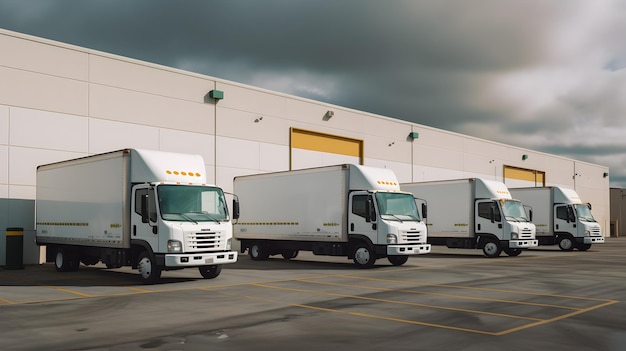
[
  {"x1": 386, "y1": 234, "x2": 397, "y2": 244},
  {"x1": 511, "y1": 232, "x2": 519, "y2": 240},
  {"x1": 584, "y1": 230, "x2": 590, "y2": 237},
  {"x1": 167, "y1": 240, "x2": 182, "y2": 253},
  {"x1": 226, "y1": 238, "x2": 232, "y2": 250}
]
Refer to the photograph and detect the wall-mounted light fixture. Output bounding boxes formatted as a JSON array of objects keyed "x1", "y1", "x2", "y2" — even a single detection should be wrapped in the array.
[
  {"x1": 323, "y1": 110, "x2": 334, "y2": 121},
  {"x1": 522, "y1": 154, "x2": 528, "y2": 161},
  {"x1": 388, "y1": 142, "x2": 395, "y2": 147},
  {"x1": 408, "y1": 132, "x2": 419, "y2": 140},
  {"x1": 208, "y1": 89, "x2": 224, "y2": 100},
  {"x1": 254, "y1": 117, "x2": 263, "y2": 123},
  {"x1": 603, "y1": 172, "x2": 609, "y2": 178}
]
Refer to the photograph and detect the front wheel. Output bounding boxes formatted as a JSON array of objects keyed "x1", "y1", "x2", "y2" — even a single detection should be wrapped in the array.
[
  {"x1": 482, "y1": 238, "x2": 502, "y2": 258},
  {"x1": 558, "y1": 236, "x2": 575, "y2": 251},
  {"x1": 353, "y1": 243, "x2": 376, "y2": 268},
  {"x1": 577, "y1": 243, "x2": 592, "y2": 251},
  {"x1": 137, "y1": 251, "x2": 161, "y2": 284},
  {"x1": 388, "y1": 255, "x2": 409, "y2": 266},
  {"x1": 199, "y1": 265, "x2": 222, "y2": 279},
  {"x1": 503, "y1": 248, "x2": 522, "y2": 257}
]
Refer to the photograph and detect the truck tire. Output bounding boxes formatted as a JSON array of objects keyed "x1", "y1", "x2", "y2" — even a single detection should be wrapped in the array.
[
  {"x1": 387, "y1": 255, "x2": 409, "y2": 266},
  {"x1": 249, "y1": 243, "x2": 270, "y2": 261},
  {"x1": 137, "y1": 251, "x2": 161, "y2": 284},
  {"x1": 558, "y1": 236, "x2": 575, "y2": 251},
  {"x1": 577, "y1": 243, "x2": 591, "y2": 251},
  {"x1": 54, "y1": 247, "x2": 79, "y2": 272},
  {"x1": 503, "y1": 248, "x2": 522, "y2": 257},
  {"x1": 199, "y1": 265, "x2": 222, "y2": 279},
  {"x1": 482, "y1": 238, "x2": 502, "y2": 258},
  {"x1": 281, "y1": 250, "x2": 299, "y2": 260},
  {"x1": 353, "y1": 243, "x2": 376, "y2": 268}
]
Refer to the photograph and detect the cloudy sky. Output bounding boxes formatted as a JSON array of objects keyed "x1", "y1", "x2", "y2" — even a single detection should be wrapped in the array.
[{"x1": 1, "y1": 1, "x2": 625, "y2": 186}]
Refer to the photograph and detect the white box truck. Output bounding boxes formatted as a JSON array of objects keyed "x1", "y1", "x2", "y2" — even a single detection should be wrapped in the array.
[
  {"x1": 401, "y1": 178, "x2": 538, "y2": 257},
  {"x1": 36, "y1": 149, "x2": 239, "y2": 283},
  {"x1": 510, "y1": 186, "x2": 605, "y2": 251},
  {"x1": 233, "y1": 164, "x2": 430, "y2": 268}
]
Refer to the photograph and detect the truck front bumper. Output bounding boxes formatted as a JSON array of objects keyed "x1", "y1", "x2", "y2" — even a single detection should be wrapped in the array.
[
  {"x1": 584, "y1": 236, "x2": 605, "y2": 244},
  {"x1": 387, "y1": 244, "x2": 431, "y2": 256},
  {"x1": 508, "y1": 240, "x2": 539, "y2": 249},
  {"x1": 162, "y1": 251, "x2": 238, "y2": 267}
]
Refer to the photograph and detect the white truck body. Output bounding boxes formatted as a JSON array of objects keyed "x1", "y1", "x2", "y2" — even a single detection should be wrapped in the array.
[
  {"x1": 510, "y1": 187, "x2": 604, "y2": 251},
  {"x1": 233, "y1": 164, "x2": 430, "y2": 268},
  {"x1": 401, "y1": 178, "x2": 537, "y2": 257},
  {"x1": 36, "y1": 148, "x2": 238, "y2": 283}
]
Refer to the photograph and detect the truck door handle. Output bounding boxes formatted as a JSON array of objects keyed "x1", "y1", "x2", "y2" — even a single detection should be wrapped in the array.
[
  {"x1": 133, "y1": 225, "x2": 136, "y2": 236},
  {"x1": 350, "y1": 223, "x2": 354, "y2": 231}
]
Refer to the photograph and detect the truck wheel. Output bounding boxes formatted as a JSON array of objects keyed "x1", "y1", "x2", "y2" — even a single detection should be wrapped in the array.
[
  {"x1": 577, "y1": 243, "x2": 591, "y2": 251},
  {"x1": 249, "y1": 243, "x2": 270, "y2": 261},
  {"x1": 558, "y1": 236, "x2": 575, "y2": 251},
  {"x1": 503, "y1": 248, "x2": 522, "y2": 257},
  {"x1": 353, "y1": 243, "x2": 376, "y2": 268},
  {"x1": 81, "y1": 256, "x2": 100, "y2": 266},
  {"x1": 388, "y1": 255, "x2": 409, "y2": 266},
  {"x1": 281, "y1": 250, "x2": 299, "y2": 260},
  {"x1": 54, "y1": 248, "x2": 79, "y2": 272},
  {"x1": 199, "y1": 265, "x2": 222, "y2": 279},
  {"x1": 482, "y1": 239, "x2": 502, "y2": 258},
  {"x1": 137, "y1": 251, "x2": 161, "y2": 284}
]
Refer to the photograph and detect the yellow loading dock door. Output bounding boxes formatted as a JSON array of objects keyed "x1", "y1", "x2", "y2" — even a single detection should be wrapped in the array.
[
  {"x1": 290, "y1": 128, "x2": 363, "y2": 170},
  {"x1": 504, "y1": 166, "x2": 545, "y2": 188}
]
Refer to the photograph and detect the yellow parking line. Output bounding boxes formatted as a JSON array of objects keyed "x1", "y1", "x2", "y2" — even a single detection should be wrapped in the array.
[
  {"x1": 341, "y1": 275, "x2": 614, "y2": 302},
  {"x1": 297, "y1": 279, "x2": 580, "y2": 311},
  {"x1": 251, "y1": 282, "x2": 542, "y2": 322},
  {"x1": 495, "y1": 299, "x2": 618, "y2": 335},
  {"x1": 241, "y1": 287, "x2": 501, "y2": 335}
]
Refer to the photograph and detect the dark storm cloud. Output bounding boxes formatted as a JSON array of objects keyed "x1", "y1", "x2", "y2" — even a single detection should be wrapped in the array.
[{"x1": 1, "y1": 0, "x2": 625, "y2": 185}]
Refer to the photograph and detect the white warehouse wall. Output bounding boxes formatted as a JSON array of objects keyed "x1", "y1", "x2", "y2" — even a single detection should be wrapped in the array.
[{"x1": 0, "y1": 28, "x2": 610, "y2": 265}]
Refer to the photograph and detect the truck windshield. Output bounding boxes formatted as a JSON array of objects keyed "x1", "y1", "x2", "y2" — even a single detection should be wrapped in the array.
[
  {"x1": 502, "y1": 199, "x2": 531, "y2": 222},
  {"x1": 157, "y1": 185, "x2": 229, "y2": 222},
  {"x1": 375, "y1": 192, "x2": 421, "y2": 222},
  {"x1": 574, "y1": 204, "x2": 596, "y2": 222}
]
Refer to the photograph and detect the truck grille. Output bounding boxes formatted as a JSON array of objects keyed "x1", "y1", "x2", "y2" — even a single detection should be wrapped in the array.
[
  {"x1": 401, "y1": 231, "x2": 426, "y2": 244},
  {"x1": 187, "y1": 231, "x2": 223, "y2": 250},
  {"x1": 590, "y1": 227, "x2": 602, "y2": 236},
  {"x1": 519, "y1": 228, "x2": 534, "y2": 239}
]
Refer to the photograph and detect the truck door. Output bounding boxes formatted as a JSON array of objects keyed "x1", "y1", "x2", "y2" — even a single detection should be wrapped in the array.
[
  {"x1": 348, "y1": 192, "x2": 378, "y2": 242},
  {"x1": 554, "y1": 204, "x2": 576, "y2": 235},
  {"x1": 131, "y1": 185, "x2": 159, "y2": 251},
  {"x1": 475, "y1": 200, "x2": 502, "y2": 236}
]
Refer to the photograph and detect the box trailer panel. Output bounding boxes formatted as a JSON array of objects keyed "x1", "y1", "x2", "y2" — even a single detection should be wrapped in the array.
[
  {"x1": 402, "y1": 180, "x2": 474, "y2": 238},
  {"x1": 36, "y1": 151, "x2": 127, "y2": 248},
  {"x1": 234, "y1": 166, "x2": 347, "y2": 242},
  {"x1": 510, "y1": 188, "x2": 553, "y2": 236}
]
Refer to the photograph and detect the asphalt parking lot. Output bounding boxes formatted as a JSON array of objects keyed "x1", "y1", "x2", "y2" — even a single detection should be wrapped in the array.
[{"x1": 1, "y1": 238, "x2": 625, "y2": 351}]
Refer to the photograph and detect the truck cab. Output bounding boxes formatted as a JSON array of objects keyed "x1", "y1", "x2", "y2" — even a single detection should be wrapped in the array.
[
  {"x1": 130, "y1": 182, "x2": 238, "y2": 281},
  {"x1": 349, "y1": 190, "x2": 430, "y2": 266}
]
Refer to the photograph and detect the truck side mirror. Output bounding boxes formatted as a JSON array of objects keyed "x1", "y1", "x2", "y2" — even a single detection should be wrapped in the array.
[
  {"x1": 366, "y1": 197, "x2": 376, "y2": 223},
  {"x1": 490, "y1": 205, "x2": 495, "y2": 223},
  {"x1": 529, "y1": 209, "x2": 533, "y2": 222},
  {"x1": 421, "y1": 203, "x2": 427, "y2": 219},
  {"x1": 141, "y1": 194, "x2": 149, "y2": 223},
  {"x1": 587, "y1": 202, "x2": 592, "y2": 210},
  {"x1": 232, "y1": 199, "x2": 240, "y2": 220}
]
